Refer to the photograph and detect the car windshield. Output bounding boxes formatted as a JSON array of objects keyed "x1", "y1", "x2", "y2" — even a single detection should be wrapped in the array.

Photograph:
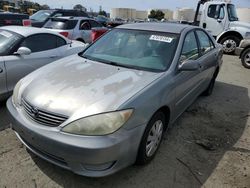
[
  {"x1": 43, "y1": 18, "x2": 78, "y2": 30},
  {"x1": 81, "y1": 29, "x2": 179, "y2": 72},
  {"x1": 227, "y1": 4, "x2": 238, "y2": 21},
  {"x1": 0, "y1": 30, "x2": 21, "y2": 55},
  {"x1": 30, "y1": 10, "x2": 53, "y2": 22}
]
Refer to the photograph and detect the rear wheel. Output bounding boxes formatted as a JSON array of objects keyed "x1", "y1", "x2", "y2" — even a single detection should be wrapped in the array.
[
  {"x1": 241, "y1": 48, "x2": 250, "y2": 69},
  {"x1": 220, "y1": 36, "x2": 240, "y2": 54},
  {"x1": 136, "y1": 111, "x2": 166, "y2": 165}
]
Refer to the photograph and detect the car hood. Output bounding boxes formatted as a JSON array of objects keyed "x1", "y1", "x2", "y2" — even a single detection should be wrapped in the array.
[
  {"x1": 22, "y1": 55, "x2": 163, "y2": 120},
  {"x1": 230, "y1": 21, "x2": 250, "y2": 30}
]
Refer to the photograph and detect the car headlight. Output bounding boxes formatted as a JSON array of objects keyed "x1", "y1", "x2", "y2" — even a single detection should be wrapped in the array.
[
  {"x1": 12, "y1": 79, "x2": 22, "y2": 107},
  {"x1": 62, "y1": 109, "x2": 133, "y2": 136}
]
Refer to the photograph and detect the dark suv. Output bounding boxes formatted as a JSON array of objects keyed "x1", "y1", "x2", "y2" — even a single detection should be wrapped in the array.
[
  {"x1": 0, "y1": 12, "x2": 29, "y2": 26},
  {"x1": 30, "y1": 9, "x2": 89, "y2": 28}
]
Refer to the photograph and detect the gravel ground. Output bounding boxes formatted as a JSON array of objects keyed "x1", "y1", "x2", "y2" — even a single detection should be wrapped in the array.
[{"x1": 0, "y1": 55, "x2": 250, "y2": 188}]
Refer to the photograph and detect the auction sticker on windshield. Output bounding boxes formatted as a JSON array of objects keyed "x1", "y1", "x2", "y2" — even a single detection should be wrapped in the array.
[
  {"x1": 150, "y1": 35, "x2": 173, "y2": 43},
  {"x1": 0, "y1": 31, "x2": 12, "y2": 38}
]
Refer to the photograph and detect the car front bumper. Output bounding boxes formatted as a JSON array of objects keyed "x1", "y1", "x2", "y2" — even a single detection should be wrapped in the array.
[
  {"x1": 235, "y1": 47, "x2": 244, "y2": 57},
  {"x1": 7, "y1": 98, "x2": 145, "y2": 177}
]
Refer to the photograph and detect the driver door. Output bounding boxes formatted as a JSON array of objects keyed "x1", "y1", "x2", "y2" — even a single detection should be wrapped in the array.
[
  {"x1": 202, "y1": 4, "x2": 227, "y2": 36},
  {"x1": 4, "y1": 33, "x2": 61, "y2": 92}
]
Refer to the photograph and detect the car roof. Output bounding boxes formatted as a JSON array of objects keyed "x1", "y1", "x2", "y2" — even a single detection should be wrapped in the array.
[
  {"x1": 0, "y1": 26, "x2": 69, "y2": 40},
  {"x1": 50, "y1": 16, "x2": 94, "y2": 21},
  {"x1": 117, "y1": 23, "x2": 197, "y2": 34}
]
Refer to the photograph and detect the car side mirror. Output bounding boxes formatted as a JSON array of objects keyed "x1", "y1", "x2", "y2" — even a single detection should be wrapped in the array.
[
  {"x1": 178, "y1": 60, "x2": 200, "y2": 71},
  {"x1": 14, "y1": 47, "x2": 31, "y2": 55}
]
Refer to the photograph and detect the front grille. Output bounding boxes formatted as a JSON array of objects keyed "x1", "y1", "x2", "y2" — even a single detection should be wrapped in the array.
[
  {"x1": 20, "y1": 135, "x2": 68, "y2": 167},
  {"x1": 22, "y1": 98, "x2": 68, "y2": 127}
]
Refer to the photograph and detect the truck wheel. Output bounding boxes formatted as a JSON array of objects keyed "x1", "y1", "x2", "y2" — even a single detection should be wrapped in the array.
[
  {"x1": 220, "y1": 36, "x2": 240, "y2": 54},
  {"x1": 136, "y1": 111, "x2": 166, "y2": 165},
  {"x1": 241, "y1": 48, "x2": 250, "y2": 69}
]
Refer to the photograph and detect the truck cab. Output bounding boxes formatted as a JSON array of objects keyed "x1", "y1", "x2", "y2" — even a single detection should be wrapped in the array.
[{"x1": 195, "y1": 0, "x2": 250, "y2": 54}]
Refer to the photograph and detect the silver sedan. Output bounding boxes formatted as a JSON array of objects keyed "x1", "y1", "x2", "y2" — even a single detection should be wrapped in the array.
[
  {"x1": 7, "y1": 23, "x2": 223, "y2": 177},
  {"x1": 0, "y1": 26, "x2": 86, "y2": 100}
]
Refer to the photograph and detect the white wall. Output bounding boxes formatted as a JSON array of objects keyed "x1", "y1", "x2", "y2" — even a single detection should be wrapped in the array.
[{"x1": 237, "y1": 8, "x2": 250, "y2": 23}]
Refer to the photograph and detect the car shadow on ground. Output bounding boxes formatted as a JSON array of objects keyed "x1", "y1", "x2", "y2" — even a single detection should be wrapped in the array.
[{"x1": 16, "y1": 81, "x2": 250, "y2": 187}]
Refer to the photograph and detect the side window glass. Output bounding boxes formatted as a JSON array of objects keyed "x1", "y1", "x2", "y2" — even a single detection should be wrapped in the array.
[
  {"x1": 56, "y1": 36, "x2": 66, "y2": 47},
  {"x1": 208, "y1": 5, "x2": 217, "y2": 18},
  {"x1": 21, "y1": 34, "x2": 57, "y2": 53},
  {"x1": 196, "y1": 30, "x2": 215, "y2": 55},
  {"x1": 219, "y1": 6, "x2": 225, "y2": 19},
  {"x1": 89, "y1": 20, "x2": 102, "y2": 28},
  {"x1": 208, "y1": 5, "x2": 223, "y2": 19},
  {"x1": 79, "y1": 21, "x2": 91, "y2": 30},
  {"x1": 53, "y1": 13, "x2": 63, "y2": 17},
  {"x1": 180, "y1": 32, "x2": 199, "y2": 63}
]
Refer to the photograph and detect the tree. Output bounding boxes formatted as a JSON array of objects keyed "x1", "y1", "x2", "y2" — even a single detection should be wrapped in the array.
[
  {"x1": 148, "y1": 10, "x2": 165, "y2": 20},
  {"x1": 41, "y1": 4, "x2": 50, "y2": 10},
  {"x1": 99, "y1": 10, "x2": 107, "y2": 17},
  {"x1": 73, "y1": 4, "x2": 86, "y2": 12}
]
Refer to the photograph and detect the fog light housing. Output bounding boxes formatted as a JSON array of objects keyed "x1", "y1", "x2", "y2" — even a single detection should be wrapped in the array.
[{"x1": 82, "y1": 161, "x2": 116, "y2": 171}]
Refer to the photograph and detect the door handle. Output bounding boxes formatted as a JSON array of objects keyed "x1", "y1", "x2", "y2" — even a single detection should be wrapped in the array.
[{"x1": 0, "y1": 68, "x2": 3, "y2": 73}]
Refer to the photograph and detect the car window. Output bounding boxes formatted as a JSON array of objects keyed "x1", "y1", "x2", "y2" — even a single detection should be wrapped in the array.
[
  {"x1": 196, "y1": 30, "x2": 215, "y2": 55},
  {"x1": 82, "y1": 29, "x2": 179, "y2": 72},
  {"x1": 208, "y1": 5, "x2": 224, "y2": 19},
  {"x1": 89, "y1": 20, "x2": 102, "y2": 28},
  {"x1": 44, "y1": 18, "x2": 78, "y2": 30},
  {"x1": 56, "y1": 36, "x2": 66, "y2": 47},
  {"x1": 180, "y1": 31, "x2": 199, "y2": 63},
  {"x1": 20, "y1": 34, "x2": 57, "y2": 53}
]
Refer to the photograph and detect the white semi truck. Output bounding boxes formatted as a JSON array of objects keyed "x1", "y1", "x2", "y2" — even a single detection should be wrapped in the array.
[{"x1": 193, "y1": 0, "x2": 250, "y2": 54}]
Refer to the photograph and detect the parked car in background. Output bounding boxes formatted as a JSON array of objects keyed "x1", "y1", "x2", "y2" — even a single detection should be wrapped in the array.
[
  {"x1": 236, "y1": 39, "x2": 250, "y2": 69},
  {"x1": 0, "y1": 12, "x2": 30, "y2": 27},
  {"x1": 94, "y1": 15, "x2": 110, "y2": 26},
  {"x1": 7, "y1": 23, "x2": 223, "y2": 177},
  {"x1": 30, "y1": 9, "x2": 89, "y2": 28},
  {"x1": 0, "y1": 26, "x2": 86, "y2": 100},
  {"x1": 43, "y1": 17, "x2": 107, "y2": 43}
]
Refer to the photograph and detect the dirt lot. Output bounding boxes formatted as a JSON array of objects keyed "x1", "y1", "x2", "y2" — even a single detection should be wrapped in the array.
[{"x1": 0, "y1": 55, "x2": 250, "y2": 188}]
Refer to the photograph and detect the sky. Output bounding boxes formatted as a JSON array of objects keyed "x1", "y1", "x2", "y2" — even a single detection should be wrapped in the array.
[{"x1": 34, "y1": 0, "x2": 250, "y2": 12}]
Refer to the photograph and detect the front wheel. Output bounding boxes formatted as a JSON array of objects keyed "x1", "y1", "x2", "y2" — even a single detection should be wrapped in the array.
[
  {"x1": 241, "y1": 48, "x2": 250, "y2": 69},
  {"x1": 136, "y1": 111, "x2": 166, "y2": 165},
  {"x1": 220, "y1": 36, "x2": 240, "y2": 54}
]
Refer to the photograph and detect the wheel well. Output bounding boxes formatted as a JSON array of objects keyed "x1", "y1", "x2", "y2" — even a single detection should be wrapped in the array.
[
  {"x1": 157, "y1": 106, "x2": 171, "y2": 130},
  {"x1": 217, "y1": 31, "x2": 243, "y2": 43},
  {"x1": 76, "y1": 38, "x2": 85, "y2": 43}
]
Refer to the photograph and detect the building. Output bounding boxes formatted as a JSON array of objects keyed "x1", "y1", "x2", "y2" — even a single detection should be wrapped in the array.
[
  {"x1": 110, "y1": 8, "x2": 137, "y2": 20},
  {"x1": 237, "y1": 8, "x2": 250, "y2": 23},
  {"x1": 136, "y1": 10, "x2": 148, "y2": 20},
  {"x1": 173, "y1": 8, "x2": 195, "y2": 22}
]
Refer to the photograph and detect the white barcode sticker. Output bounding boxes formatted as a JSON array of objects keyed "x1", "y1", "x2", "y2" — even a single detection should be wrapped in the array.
[{"x1": 150, "y1": 35, "x2": 173, "y2": 43}]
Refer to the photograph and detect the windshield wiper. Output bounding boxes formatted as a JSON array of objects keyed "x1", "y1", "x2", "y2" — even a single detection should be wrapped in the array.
[{"x1": 81, "y1": 54, "x2": 143, "y2": 70}]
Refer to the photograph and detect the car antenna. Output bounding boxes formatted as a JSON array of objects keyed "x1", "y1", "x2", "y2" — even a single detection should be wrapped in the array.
[{"x1": 69, "y1": 17, "x2": 75, "y2": 47}]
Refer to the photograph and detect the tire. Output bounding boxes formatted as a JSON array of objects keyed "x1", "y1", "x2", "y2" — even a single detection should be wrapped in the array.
[
  {"x1": 241, "y1": 48, "x2": 250, "y2": 69},
  {"x1": 220, "y1": 36, "x2": 241, "y2": 54},
  {"x1": 136, "y1": 111, "x2": 166, "y2": 165},
  {"x1": 202, "y1": 69, "x2": 219, "y2": 96}
]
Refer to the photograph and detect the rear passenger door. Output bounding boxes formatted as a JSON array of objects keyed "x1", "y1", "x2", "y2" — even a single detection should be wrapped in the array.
[
  {"x1": 0, "y1": 57, "x2": 7, "y2": 96},
  {"x1": 79, "y1": 20, "x2": 92, "y2": 43},
  {"x1": 4, "y1": 33, "x2": 62, "y2": 92},
  {"x1": 174, "y1": 31, "x2": 204, "y2": 117},
  {"x1": 195, "y1": 30, "x2": 217, "y2": 85}
]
